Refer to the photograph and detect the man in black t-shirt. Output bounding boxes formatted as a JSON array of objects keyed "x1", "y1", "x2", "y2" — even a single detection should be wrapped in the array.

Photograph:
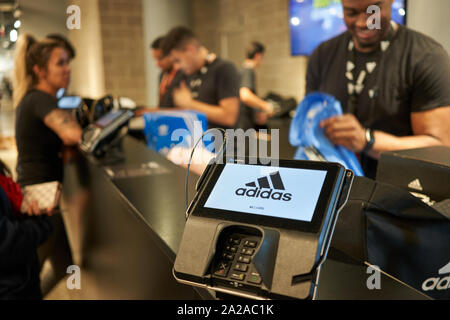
[
  {"x1": 306, "y1": 0, "x2": 450, "y2": 178},
  {"x1": 135, "y1": 36, "x2": 185, "y2": 116},
  {"x1": 134, "y1": 37, "x2": 186, "y2": 117},
  {"x1": 238, "y1": 42, "x2": 274, "y2": 131},
  {"x1": 151, "y1": 36, "x2": 185, "y2": 108},
  {"x1": 162, "y1": 26, "x2": 240, "y2": 129}
]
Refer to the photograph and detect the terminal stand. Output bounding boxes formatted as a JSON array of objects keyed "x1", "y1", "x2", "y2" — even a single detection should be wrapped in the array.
[{"x1": 94, "y1": 126, "x2": 128, "y2": 165}]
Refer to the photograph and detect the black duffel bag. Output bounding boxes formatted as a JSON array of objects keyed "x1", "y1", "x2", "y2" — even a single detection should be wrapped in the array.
[{"x1": 331, "y1": 177, "x2": 450, "y2": 300}]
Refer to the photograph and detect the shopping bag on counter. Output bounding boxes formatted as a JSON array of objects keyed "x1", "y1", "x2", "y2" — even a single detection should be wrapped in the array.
[
  {"x1": 331, "y1": 177, "x2": 450, "y2": 300},
  {"x1": 143, "y1": 111, "x2": 208, "y2": 156},
  {"x1": 289, "y1": 92, "x2": 364, "y2": 176}
]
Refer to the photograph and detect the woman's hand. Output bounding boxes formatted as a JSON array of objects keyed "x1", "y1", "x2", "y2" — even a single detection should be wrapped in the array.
[{"x1": 25, "y1": 200, "x2": 55, "y2": 216}]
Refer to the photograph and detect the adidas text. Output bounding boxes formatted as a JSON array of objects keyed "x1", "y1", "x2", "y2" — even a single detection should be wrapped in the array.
[
  {"x1": 422, "y1": 276, "x2": 450, "y2": 291},
  {"x1": 235, "y1": 187, "x2": 292, "y2": 201}
]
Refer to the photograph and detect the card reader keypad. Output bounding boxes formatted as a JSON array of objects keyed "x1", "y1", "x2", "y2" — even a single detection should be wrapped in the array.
[{"x1": 212, "y1": 233, "x2": 263, "y2": 289}]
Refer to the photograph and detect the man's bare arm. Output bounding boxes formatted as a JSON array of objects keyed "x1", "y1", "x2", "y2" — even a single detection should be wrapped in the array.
[
  {"x1": 322, "y1": 106, "x2": 450, "y2": 158},
  {"x1": 44, "y1": 109, "x2": 82, "y2": 146},
  {"x1": 240, "y1": 87, "x2": 273, "y2": 115},
  {"x1": 189, "y1": 97, "x2": 240, "y2": 127},
  {"x1": 367, "y1": 106, "x2": 450, "y2": 158},
  {"x1": 173, "y1": 81, "x2": 239, "y2": 127}
]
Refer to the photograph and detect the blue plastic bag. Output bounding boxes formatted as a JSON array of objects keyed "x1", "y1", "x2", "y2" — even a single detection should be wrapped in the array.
[
  {"x1": 143, "y1": 111, "x2": 208, "y2": 156},
  {"x1": 289, "y1": 92, "x2": 364, "y2": 176}
]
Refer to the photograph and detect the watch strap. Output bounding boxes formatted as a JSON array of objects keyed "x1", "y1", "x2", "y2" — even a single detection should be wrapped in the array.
[{"x1": 363, "y1": 128, "x2": 375, "y2": 154}]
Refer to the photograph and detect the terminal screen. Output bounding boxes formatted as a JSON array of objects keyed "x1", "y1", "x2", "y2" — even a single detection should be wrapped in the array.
[
  {"x1": 95, "y1": 111, "x2": 122, "y2": 128},
  {"x1": 204, "y1": 163, "x2": 327, "y2": 222}
]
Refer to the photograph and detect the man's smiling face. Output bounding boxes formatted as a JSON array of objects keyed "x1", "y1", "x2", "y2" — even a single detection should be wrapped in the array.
[{"x1": 342, "y1": 0, "x2": 394, "y2": 52}]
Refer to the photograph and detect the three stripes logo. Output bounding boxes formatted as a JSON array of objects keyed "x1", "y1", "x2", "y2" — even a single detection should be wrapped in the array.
[{"x1": 235, "y1": 171, "x2": 292, "y2": 201}]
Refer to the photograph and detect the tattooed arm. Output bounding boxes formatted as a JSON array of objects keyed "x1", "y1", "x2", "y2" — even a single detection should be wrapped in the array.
[{"x1": 44, "y1": 109, "x2": 82, "y2": 146}]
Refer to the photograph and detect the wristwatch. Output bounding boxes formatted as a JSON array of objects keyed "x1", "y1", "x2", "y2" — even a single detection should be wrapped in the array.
[{"x1": 363, "y1": 128, "x2": 375, "y2": 154}]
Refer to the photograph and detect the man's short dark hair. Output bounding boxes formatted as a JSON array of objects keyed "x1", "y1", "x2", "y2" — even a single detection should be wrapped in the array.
[
  {"x1": 46, "y1": 33, "x2": 76, "y2": 59},
  {"x1": 246, "y1": 41, "x2": 265, "y2": 59},
  {"x1": 151, "y1": 36, "x2": 165, "y2": 50},
  {"x1": 161, "y1": 26, "x2": 199, "y2": 56}
]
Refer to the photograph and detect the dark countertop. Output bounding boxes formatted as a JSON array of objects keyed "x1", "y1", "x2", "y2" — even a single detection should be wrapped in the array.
[
  {"x1": 78, "y1": 135, "x2": 428, "y2": 300},
  {"x1": 62, "y1": 135, "x2": 206, "y2": 299},
  {"x1": 105, "y1": 137, "x2": 198, "y2": 262},
  {"x1": 107, "y1": 118, "x2": 295, "y2": 262}
]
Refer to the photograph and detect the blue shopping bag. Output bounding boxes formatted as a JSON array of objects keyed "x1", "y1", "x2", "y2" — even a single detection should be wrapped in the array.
[
  {"x1": 289, "y1": 92, "x2": 364, "y2": 176},
  {"x1": 143, "y1": 111, "x2": 208, "y2": 156}
]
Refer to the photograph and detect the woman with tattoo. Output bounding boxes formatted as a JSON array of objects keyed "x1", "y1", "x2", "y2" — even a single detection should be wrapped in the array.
[
  {"x1": 14, "y1": 33, "x2": 82, "y2": 188},
  {"x1": 10, "y1": 33, "x2": 82, "y2": 299}
]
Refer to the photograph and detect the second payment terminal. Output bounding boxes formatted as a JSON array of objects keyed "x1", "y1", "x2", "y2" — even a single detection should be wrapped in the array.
[
  {"x1": 80, "y1": 109, "x2": 134, "y2": 156},
  {"x1": 174, "y1": 157, "x2": 353, "y2": 300}
]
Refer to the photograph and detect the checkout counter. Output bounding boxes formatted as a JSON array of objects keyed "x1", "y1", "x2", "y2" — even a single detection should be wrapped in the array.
[{"x1": 61, "y1": 132, "x2": 430, "y2": 300}]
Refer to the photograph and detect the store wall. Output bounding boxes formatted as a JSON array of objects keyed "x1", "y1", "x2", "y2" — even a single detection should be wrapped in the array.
[
  {"x1": 68, "y1": 0, "x2": 106, "y2": 99},
  {"x1": 97, "y1": 0, "x2": 147, "y2": 105},
  {"x1": 20, "y1": 0, "x2": 68, "y2": 39},
  {"x1": 68, "y1": 0, "x2": 148, "y2": 104},
  {"x1": 190, "y1": 0, "x2": 308, "y2": 103},
  {"x1": 4, "y1": 0, "x2": 70, "y2": 102},
  {"x1": 142, "y1": 0, "x2": 192, "y2": 107},
  {"x1": 407, "y1": 0, "x2": 450, "y2": 53}
]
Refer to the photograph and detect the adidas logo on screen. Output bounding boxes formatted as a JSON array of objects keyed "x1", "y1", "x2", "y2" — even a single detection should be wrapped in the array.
[{"x1": 235, "y1": 171, "x2": 292, "y2": 201}]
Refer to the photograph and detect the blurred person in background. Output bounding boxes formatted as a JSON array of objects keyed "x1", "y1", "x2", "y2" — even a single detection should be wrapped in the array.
[
  {"x1": 162, "y1": 26, "x2": 241, "y2": 129},
  {"x1": 238, "y1": 41, "x2": 274, "y2": 131},
  {"x1": 13, "y1": 33, "x2": 82, "y2": 298},
  {"x1": 0, "y1": 159, "x2": 53, "y2": 299},
  {"x1": 134, "y1": 35, "x2": 185, "y2": 116}
]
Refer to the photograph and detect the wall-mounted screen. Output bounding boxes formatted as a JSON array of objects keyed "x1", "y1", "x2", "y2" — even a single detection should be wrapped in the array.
[{"x1": 289, "y1": 0, "x2": 407, "y2": 56}]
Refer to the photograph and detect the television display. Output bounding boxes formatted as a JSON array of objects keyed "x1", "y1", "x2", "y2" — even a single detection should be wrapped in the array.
[{"x1": 289, "y1": 0, "x2": 407, "y2": 56}]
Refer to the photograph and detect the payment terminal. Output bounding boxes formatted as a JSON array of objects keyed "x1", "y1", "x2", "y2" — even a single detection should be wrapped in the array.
[
  {"x1": 80, "y1": 109, "x2": 134, "y2": 156},
  {"x1": 173, "y1": 157, "x2": 353, "y2": 300}
]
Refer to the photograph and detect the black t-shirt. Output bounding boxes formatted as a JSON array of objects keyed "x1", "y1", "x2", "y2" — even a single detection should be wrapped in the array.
[
  {"x1": 237, "y1": 67, "x2": 257, "y2": 130},
  {"x1": 15, "y1": 90, "x2": 63, "y2": 187},
  {"x1": 240, "y1": 67, "x2": 256, "y2": 93},
  {"x1": 306, "y1": 25, "x2": 450, "y2": 177},
  {"x1": 159, "y1": 69, "x2": 185, "y2": 108},
  {"x1": 186, "y1": 57, "x2": 240, "y2": 129}
]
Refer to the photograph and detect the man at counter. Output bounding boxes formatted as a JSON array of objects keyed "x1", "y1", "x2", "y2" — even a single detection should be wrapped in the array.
[
  {"x1": 238, "y1": 41, "x2": 274, "y2": 131},
  {"x1": 161, "y1": 26, "x2": 241, "y2": 129},
  {"x1": 134, "y1": 36, "x2": 185, "y2": 116},
  {"x1": 151, "y1": 36, "x2": 185, "y2": 109},
  {"x1": 306, "y1": 0, "x2": 450, "y2": 178}
]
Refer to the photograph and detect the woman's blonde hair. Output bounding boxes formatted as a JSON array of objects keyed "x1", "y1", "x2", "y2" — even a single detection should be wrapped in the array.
[{"x1": 13, "y1": 33, "x2": 64, "y2": 108}]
